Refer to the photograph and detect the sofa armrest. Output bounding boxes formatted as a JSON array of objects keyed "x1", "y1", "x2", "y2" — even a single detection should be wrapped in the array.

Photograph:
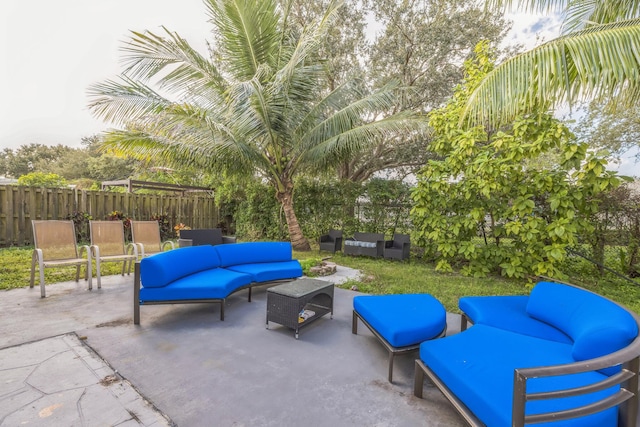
[
  {"x1": 512, "y1": 333, "x2": 640, "y2": 427},
  {"x1": 222, "y1": 235, "x2": 237, "y2": 244}
]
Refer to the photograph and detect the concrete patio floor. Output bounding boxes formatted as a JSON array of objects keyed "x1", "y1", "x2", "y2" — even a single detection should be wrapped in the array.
[{"x1": 0, "y1": 267, "x2": 466, "y2": 426}]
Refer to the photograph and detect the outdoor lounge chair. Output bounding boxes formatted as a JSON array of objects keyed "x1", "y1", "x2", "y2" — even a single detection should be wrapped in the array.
[
  {"x1": 89, "y1": 221, "x2": 138, "y2": 290},
  {"x1": 383, "y1": 233, "x2": 410, "y2": 261},
  {"x1": 130, "y1": 220, "x2": 175, "y2": 258},
  {"x1": 319, "y1": 229, "x2": 343, "y2": 253},
  {"x1": 30, "y1": 220, "x2": 92, "y2": 298}
]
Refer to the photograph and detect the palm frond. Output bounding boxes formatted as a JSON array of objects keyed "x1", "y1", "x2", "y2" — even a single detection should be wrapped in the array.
[
  {"x1": 121, "y1": 28, "x2": 227, "y2": 97},
  {"x1": 205, "y1": 0, "x2": 281, "y2": 80},
  {"x1": 562, "y1": 0, "x2": 640, "y2": 32},
  {"x1": 87, "y1": 76, "x2": 171, "y2": 125},
  {"x1": 299, "y1": 80, "x2": 405, "y2": 151},
  {"x1": 464, "y1": 19, "x2": 640, "y2": 125},
  {"x1": 301, "y1": 111, "x2": 428, "y2": 169}
]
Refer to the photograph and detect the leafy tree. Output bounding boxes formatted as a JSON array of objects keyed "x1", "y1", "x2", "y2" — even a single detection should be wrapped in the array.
[
  {"x1": 17, "y1": 172, "x2": 68, "y2": 188},
  {"x1": 339, "y1": 0, "x2": 510, "y2": 181},
  {"x1": 465, "y1": 0, "x2": 640, "y2": 125},
  {"x1": 411, "y1": 41, "x2": 621, "y2": 278},
  {"x1": 1, "y1": 144, "x2": 71, "y2": 178},
  {"x1": 87, "y1": 0, "x2": 425, "y2": 250},
  {"x1": 573, "y1": 99, "x2": 640, "y2": 163}
]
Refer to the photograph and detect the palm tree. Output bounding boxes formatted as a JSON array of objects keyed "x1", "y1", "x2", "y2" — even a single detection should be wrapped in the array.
[
  {"x1": 88, "y1": 0, "x2": 424, "y2": 251},
  {"x1": 464, "y1": 0, "x2": 640, "y2": 125}
]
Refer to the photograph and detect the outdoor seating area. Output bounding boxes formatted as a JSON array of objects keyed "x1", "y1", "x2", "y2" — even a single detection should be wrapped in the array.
[{"x1": 11, "y1": 253, "x2": 640, "y2": 426}]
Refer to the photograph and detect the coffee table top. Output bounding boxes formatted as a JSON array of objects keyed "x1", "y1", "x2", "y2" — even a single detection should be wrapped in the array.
[{"x1": 267, "y1": 278, "x2": 333, "y2": 298}]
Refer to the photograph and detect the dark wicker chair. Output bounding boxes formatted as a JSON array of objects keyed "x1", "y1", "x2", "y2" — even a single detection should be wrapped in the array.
[
  {"x1": 319, "y1": 229, "x2": 343, "y2": 253},
  {"x1": 178, "y1": 228, "x2": 237, "y2": 247},
  {"x1": 384, "y1": 233, "x2": 410, "y2": 261}
]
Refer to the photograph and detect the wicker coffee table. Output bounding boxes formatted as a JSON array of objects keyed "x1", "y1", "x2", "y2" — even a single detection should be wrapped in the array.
[{"x1": 266, "y1": 278, "x2": 334, "y2": 339}]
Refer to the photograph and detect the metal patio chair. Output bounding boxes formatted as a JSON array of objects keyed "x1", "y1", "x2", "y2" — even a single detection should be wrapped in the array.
[
  {"x1": 130, "y1": 220, "x2": 175, "y2": 258},
  {"x1": 30, "y1": 220, "x2": 92, "y2": 298},
  {"x1": 89, "y1": 220, "x2": 138, "y2": 290}
]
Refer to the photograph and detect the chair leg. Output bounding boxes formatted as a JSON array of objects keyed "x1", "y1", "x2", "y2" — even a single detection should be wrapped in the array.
[
  {"x1": 388, "y1": 352, "x2": 395, "y2": 383},
  {"x1": 86, "y1": 259, "x2": 92, "y2": 290},
  {"x1": 414, "y1": 360, "x2": 425, "y2": 398},
  {"x1": 75, "y1": 265, "x2": 81, "y2": 282},
  {"x1": 352, "y1": 311, "x2": 358, "y2": 334},
  {"x1": 95, "y1": 259, "x2": 101, "y2": 290},
  {"x1": 30, "y1": 251, "x2": 37, "y2": 289}
]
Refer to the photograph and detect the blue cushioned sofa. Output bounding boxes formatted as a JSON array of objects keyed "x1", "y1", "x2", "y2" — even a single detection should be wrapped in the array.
[
  {"x1": 133, "y1": 242, "x2": 302, "y2": 324},
  {"x1": 414, "y1": 281, "x2": 640, "y2": 427}
]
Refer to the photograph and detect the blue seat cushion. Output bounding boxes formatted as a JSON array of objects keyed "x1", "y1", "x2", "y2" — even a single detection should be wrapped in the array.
[
  {"x1": 420, "y1": 325, "x2": 617, "y2": 427},
  {"x1": 139, "y1": 268, "x2": 252, "y2": 302},
  {"x1": 527, "y1": 282, "x2": 638, "y2": 362},
  {"x1": 214, "y1": 242, "x2": 294, "y2": 267},
  {"x1": 459, "y1": 295, "x2": 572, "y2": 344},
  {"x1": 140, "y1": 246, "x2": 221, "y2": 288},
  {"x1": 353, "y1": 294, "x2": 446, "y2": 348},
  {"x1": 226, "y1": 260, "x2": 302, "y2": 283}
]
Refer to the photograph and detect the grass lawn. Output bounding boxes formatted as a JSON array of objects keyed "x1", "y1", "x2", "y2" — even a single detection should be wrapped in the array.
[{"x1": 2, "y1": 245, "x2": 639, "y2": 314}]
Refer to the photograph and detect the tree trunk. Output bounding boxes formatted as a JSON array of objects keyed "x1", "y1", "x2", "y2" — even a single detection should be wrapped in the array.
[{"x1": 276, "y1": 185, "x2": 311, "y2": 251}]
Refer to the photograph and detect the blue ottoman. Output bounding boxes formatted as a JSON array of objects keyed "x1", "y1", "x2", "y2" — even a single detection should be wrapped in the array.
[{"x1": 353, "y1": 294, "x2": 446, "y2": 382}]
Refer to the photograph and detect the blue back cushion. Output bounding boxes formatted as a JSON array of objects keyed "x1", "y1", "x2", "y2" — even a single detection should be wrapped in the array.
[
  {"x1": 140, "y1": 245, "x2": 220, "y2": 288},
  {"x1": 459, "y1": 295, "x2": 572, "y2": 344},
  {"x1": 526, "y1": 282, "x2": 638, "y2": 362},
  {"x1": 214, "y1": 242, "x2": 292, "y2": 267}
]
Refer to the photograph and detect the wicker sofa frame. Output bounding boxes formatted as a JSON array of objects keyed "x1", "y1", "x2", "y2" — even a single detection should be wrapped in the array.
[
  {"x1": 414, "y1": 285, "x2": 640, "y2": 427},
  {"x1": 344, "y1": 232, "x2": 385, "y2": 258}
]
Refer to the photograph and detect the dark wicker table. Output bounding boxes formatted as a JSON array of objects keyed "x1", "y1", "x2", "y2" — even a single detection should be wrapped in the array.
[{"x1": 266, "y1": 278, "x2": 334, "y2": 339}]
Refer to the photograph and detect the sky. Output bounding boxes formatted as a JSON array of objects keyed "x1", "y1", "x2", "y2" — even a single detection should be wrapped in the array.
[{"x1": 1, "y1": 0, "x2": 637, "y2": 177}]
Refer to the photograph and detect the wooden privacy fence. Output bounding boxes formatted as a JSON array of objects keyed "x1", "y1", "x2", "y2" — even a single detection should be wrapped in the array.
[{"x1": 0, "y1": 185, "x2": 218, "y2": 247}]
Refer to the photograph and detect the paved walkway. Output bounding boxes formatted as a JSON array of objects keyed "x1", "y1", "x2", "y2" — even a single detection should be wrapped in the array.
[{"x1": 0, "y1": 266, "x2": 464, "y2": 427}]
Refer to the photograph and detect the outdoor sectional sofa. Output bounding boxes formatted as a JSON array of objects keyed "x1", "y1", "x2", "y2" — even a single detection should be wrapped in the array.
[
  {"x1": 414, "y1": 281, "x2": 640, "y2": 427},
  {"x1": 133, "y1": 242, "x2": 302, "y2": 324}
]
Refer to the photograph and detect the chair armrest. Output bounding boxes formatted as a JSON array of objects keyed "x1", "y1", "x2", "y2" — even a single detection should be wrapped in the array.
[
  {"x1": 512, "y1": 335, "x2": 640, "y2": 426},
  {"x1": 178, "y1": 238, "x2": 193, "y2": 247},
  {"x1": 161, "y1": 240, "x2": 175, "y2": 251},
  {"x1": 125, "y1": 242, "x2": 139, "y2": 258},
  {"x1": 222, "y1": 235, "x2": 237, "y2": 244}
]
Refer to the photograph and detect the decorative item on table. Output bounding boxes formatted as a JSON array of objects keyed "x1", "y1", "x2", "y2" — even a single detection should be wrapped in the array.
[{"x1": 298, "y1": 309, "x2": 315, "y2": 323}]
